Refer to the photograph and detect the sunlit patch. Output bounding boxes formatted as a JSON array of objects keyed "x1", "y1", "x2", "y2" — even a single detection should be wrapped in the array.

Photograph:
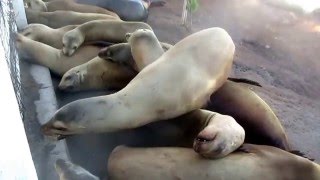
[
  {"x1": 284, "y1": 0, "x2": 320, "y2": 12},
  {"x1": 313, "y1": 25, "x2": 320, "y2": 32}
]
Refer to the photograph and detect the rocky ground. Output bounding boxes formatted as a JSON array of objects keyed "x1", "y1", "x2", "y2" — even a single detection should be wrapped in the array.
[{"x1": 147, "y1": 0, "x2": 320, "y2": 161}]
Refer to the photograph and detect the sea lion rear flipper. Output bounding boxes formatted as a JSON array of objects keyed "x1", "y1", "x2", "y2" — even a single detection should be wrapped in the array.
[
  {"x1": 228, "y1": 77, "x2": 262, "y2": 87},
  {"x1": 289, "y1": 150, "x2": 315, "y2": 161}
]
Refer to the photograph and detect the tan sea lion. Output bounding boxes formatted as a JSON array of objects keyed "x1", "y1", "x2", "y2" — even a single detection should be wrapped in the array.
[
  {"x1": 15, "y1": 33, "x2": 100, "y2": 76},
  {"x1": 55, "y1": 159, "x2": 99, "y2": 180},
  {"x1": 25, "y1": 8, "x2": 118, "y2": 29},
  {"x1": 108, "y1": 144, "x2": 320, "y2": 180},
  {"x1": 21, "y1": 23, "x2": 77, "y2": 49},
  {"x1": 27, "y1": 0, "x2": 120, "y2": 18},
  {"x1": 62, "y1": 20, "x2": 152, "y2": 56},
  {"x1": 42, "y1": 28, "x2": 235, "y2": 145},
  {"x1": 99, "y1": 29, "x2": 290, "y2": 151}
]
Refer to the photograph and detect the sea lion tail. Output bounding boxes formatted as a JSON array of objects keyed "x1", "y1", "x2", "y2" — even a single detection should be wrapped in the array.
[
  {"x1": 290, "y1": 150, "x2": 315, "y2": 161},
  {"x1": 228, "y1": 77, "x2": 262, "y2": 87}
]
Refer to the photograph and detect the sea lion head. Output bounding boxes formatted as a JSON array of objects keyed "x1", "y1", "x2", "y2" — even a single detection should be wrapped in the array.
[
  {"x1": 27, "y1": 0, "x2": 47, "y2": 12},
  {"x1": 193, "y1": 114, "x2": 245, "y2": 159},
  {"x1": 62, "y1": 30, "x2": 84, "y2": 56},
  {"x1": 98, "y1": 43, "x2": 137, "y2": 70},
  {"x1": 55, "y1": 159, "x2": 99, "y2": 180},
  {"x1": 41, "y1": 99, "x2": 97, "y2": 140},
  {"x1": 59, "y1": 67, "x2": 84, "y2": 92},
  {"x1": 126, "y1": 29, "x2": 158, "y2": 52}
]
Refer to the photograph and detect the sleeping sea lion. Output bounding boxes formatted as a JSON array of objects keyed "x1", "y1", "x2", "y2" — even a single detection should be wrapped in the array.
[
  {"x1": 100, "y1": 29, "x2": 290, "y2": 151},
  {"x1": 62, "y1": 20, "x2": 152, "y2": 56},
  {"x1": 108, "y1": 144, "x2": 320, "y2": 180},
  {"x1": 14, "y1": 33, "x2": 100, "y2": 76},
  {"x1": 42, "y1": 28, "x2": 235, "y2": 148},
  {"x1": 21, "y1": 23, "x2": 77, "y2": 49},
  {"x1": 25, "y1": 8, "x2": 118, "y2": 29},
  {"x1": 27, "y1": 0, "x2": 120, "y2": 18},
  {"x1": 58, "y1": 56, "x2": 136, "y2": 91}
]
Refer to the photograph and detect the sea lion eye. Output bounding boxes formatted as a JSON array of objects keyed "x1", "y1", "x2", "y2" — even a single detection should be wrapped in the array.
[
  {"x1": 107, "y1": 50, "x2": 112, "y2": 57},
  {"x1": 65, "y1": 76, "x2": 72, "y2": 80},
  {"x1": 72, "y1": 46, "x2": 77, "y2": 50}
]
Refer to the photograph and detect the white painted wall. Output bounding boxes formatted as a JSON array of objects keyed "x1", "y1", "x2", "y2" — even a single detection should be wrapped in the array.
[
  {"x1": 12, "y1": 0, "x2": 27, "y2": 30},
  {"x1": 0, "y1": 43, "x2": 38, "y2": 180}
]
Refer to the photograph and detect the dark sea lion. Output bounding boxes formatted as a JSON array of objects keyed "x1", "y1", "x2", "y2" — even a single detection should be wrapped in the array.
[
  {"x1": 58, "y1": 56, "x2": 136, "y2": 91},
  {"x1": 62, "y1": 20, "x2": 152, "y2": 56},
  {"x1": 75, "y1": 0, "x2": 150, "y2": 21},
  {"x1": 108, "y1": 144, "x2": 320, "y2": 180},
  {"x1": 14, "y1": 33, "x2": 100, "y2": 76},
  {"x1": 25, "y1": 8, "x2": 118, "y2": 29},
  {"x1": 27, "y1": 0, "x2": 120, "y2": 18},
  {"x1": 42, "y1": 28, "x2": 235, "y2": 146},
  {"x1": 207, "y1": 81, "x2": 290, "y2": 150}
]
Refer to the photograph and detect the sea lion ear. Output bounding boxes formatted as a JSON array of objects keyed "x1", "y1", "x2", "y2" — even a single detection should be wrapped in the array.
[{"x1": 125, "y1": 33, "x2": 132, "y2": 42}]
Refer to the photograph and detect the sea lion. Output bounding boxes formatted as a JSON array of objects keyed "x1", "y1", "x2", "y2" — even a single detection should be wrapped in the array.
[
  {"x1": 21, "y1": 23, "x2": 77, "y2": 49},
  {"x1": 42, "y1": 28, "x2": 235, "y2": 142},
  {"x1": 62, "y1": 20, "x2": 152, "y2": 56},
  {"x1": 27, "y1": 0, "x2": 120, "y2": 18},
  {"x1": 15, "y1": 33, "x2": 101, "y2": 76},
  {"x1": 58, "y1": 56, "x2": 136, "y2": 91},
  {"x1": 25, "y1": 8, "x2": 118, "y2": 29},
  {"x1": 75, "y1": 0, "x2": 149, "y2": 21},
  {"x1": 207, "y1": 81, "x2": 290, "y2": 150},
  {"x1": 55, "y1": 159, "x2": 99, "y2": 180},
  {"x1": 100, "y1": 29, "x2": 290, "y2": 151},
  {"x1": 108, "y1": 144, "x2": 320, "y2": 180}
]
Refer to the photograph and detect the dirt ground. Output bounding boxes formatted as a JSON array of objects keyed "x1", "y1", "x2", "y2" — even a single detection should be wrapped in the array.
[{"x1": 147, "y1": 0, "x2": 320, "y2": 161}]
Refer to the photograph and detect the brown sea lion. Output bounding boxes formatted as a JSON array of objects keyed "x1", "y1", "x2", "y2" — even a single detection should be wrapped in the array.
[
  {"x1": 99, "y1": 29, "x2": 290, "y2": 151},
  {"x1": 25, "y1": 8, "x2": 118, "y2": 29},
  {"x1": 62, "y1": 20, "x2": 152, "y2": 56},
  {"x1": 21, "y1": 23, "x2": 77, "y2": 49},
  {"x1": 14, "y1": 33, "x2": 100, "y2": 76},
  {"x1": 108, "y1": 144, "x2": 320, "y2": 180},
  {"x1": 27, "y1": 0, "x2": 120, "y2": 18},
  {"x1": 58, "y1": 56, "x2": 136, "y2": 91},
  {"x1": 42, "y1": 28, "x2": 235, "y2": 145},
  {"x1": 55, "y1": 159, "x2": 99, "y2": 180}
]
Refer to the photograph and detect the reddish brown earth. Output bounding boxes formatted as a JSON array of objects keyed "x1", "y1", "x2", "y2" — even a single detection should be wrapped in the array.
[{"x1": 147, "y1": 0, "x2": 320, "y2": 161}]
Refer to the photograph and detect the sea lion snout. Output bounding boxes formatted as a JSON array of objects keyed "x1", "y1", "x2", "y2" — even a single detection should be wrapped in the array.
[
  {"x1": 193, "y1": 114, "x2": 245, "y2": 159},
  {"x1": 98, "y1": 47, "x2": 112, "y2": 60},
  {"x1": 59, "y1": 71, "x2": 81, "y2": 91}
]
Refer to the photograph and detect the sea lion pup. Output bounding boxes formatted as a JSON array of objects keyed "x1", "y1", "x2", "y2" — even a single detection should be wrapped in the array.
[
  {"x1": 42, "y1": 28, "x2": 235, "y2": 141},
  {"x1": 108, "y1": 144, "x2": 320, "y2": 180},
  {"x1": 55, "y1": 159, "x2": 99, "y2": 180},
  {"x1": 27, "y1": 0, "x2": 120, "y2": 18},
  {"x1": 58, "y1": 56, "x2": 136, "y2": 91},
  {"x1": 21, "y1": 24, "x2": 77, "y2": 49},
  {"x1": 62, "y1": 20, "x2": 152, "y2": 56},
  {"x1": 15, "y1": 33, "x2": 100, "y2": 76},
  {"x1": 25, "y1": 8, "x2": 119, "y2": 29},
  {"x1": 100, "y1": 29, "x2": 290, "y2": 151}
]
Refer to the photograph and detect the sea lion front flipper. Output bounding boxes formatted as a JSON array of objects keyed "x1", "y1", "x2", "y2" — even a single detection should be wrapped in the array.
[{"x1": 236, "y1": 144, "x2": 260, "y2": 153}]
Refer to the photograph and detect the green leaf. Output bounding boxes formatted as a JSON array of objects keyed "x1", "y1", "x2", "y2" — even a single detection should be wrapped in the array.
[{"x1": 187, "y1": 0, "x2": 199, "y2": 12}]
